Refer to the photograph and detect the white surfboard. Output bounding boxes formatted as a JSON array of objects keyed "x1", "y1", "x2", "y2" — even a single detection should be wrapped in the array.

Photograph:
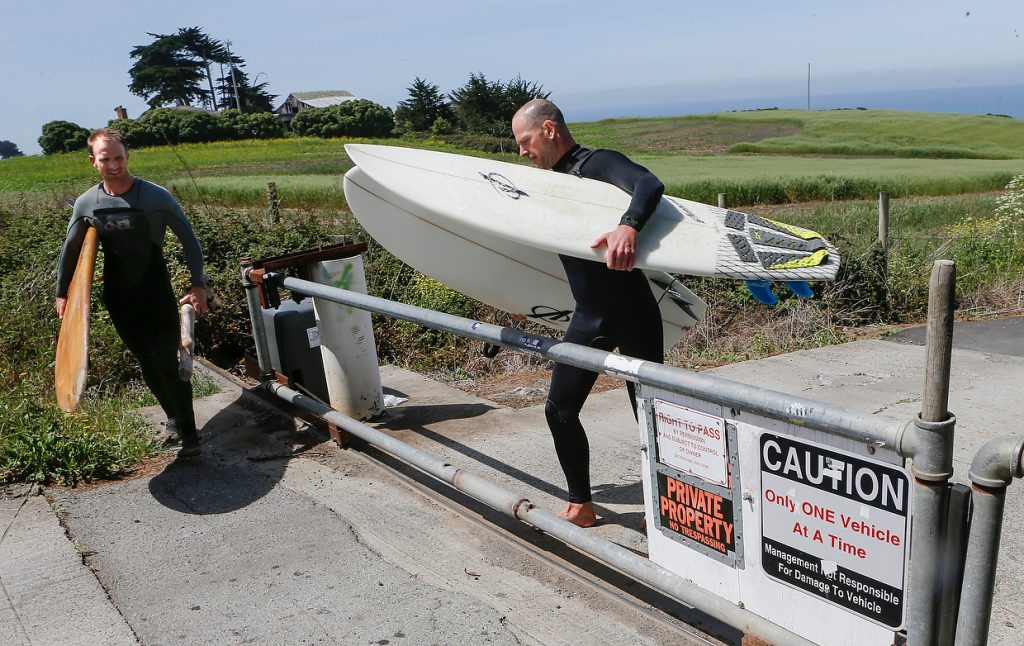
[
  {"x1": 346, "y1": 144, "x2": 840, "y2": 282},
  {"x1": 344, "y1": 167, "x2": 706, "y2": 350}
]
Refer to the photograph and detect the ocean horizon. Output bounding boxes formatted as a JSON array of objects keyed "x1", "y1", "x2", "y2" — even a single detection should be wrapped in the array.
[{"x1": 564, "y1": 83, "x2": 1024, "y2": 122}]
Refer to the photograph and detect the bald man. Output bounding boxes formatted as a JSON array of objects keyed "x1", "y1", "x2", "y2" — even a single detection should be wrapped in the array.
[{"x1": 512, "y1": 99, "x2": 665, "y2": 527}]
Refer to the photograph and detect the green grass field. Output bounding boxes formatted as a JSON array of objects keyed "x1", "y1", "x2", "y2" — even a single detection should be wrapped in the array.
[
  {"x1": 2, "y1": 108, "x2": 1023, "y2": 486},
  {"x1": 4, "y1": 109, "x2": 1023, "y2": 208},
  {"x1": 571, "y1": 109, "x2": 1024, "y2": 159}
]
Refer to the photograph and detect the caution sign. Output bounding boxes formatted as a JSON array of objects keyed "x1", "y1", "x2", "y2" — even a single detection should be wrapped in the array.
[
  {"x1": 657, "y1": 471, "x2": 736, "y2": 556},
  {"x1": 760, "y1": 433, "x2": 909, "y2": 629}
]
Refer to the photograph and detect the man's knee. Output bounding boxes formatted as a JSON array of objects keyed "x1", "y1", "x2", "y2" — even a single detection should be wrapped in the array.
[{"x1": 545, "y1": 398, "x2": 577, "y2": 429}]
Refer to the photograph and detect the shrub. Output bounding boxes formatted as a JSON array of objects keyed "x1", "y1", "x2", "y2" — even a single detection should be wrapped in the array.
[
  {"x1": 38, "y1": 120, "x2": 91, "y2": 155},
  {"x1": 109, "y1": 110, "x2": 284, "y2": 149},
  {"x1": 290, "y1": 99, "x2": 395, "y2": 138},
  {"x1": 140, "y1": 108, "x2": 229, "y2": 145},
  {"x1": 995, "y1": 174, "x2": 1024, "y2": 226},
  {"x1": 431, "y1": 116, "x2": 453, "y2": 136},
  {"x1": 218, "y1": 109, "x2": 284, "y2": 140}
]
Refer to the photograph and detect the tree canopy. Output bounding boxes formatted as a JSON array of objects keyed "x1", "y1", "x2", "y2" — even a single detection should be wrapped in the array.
[
  {"x1": 395, "y1": 77, "x2": 453, "y2": 133},
  {"x1": 0, "y1": 140, "x2": 24, "y2": 159},
  {"x1": 38, "y1": 121, "x2": 90, "y2": 155},
  {"x1": 216, "y1": 67, "x2": 275, "y2": 113},
  {"x1": 448, "y1": 73, "x2": 550, "y2": 137},
  {"x1": 128, "y1": 27, "x2": 269, "y2": 112}
]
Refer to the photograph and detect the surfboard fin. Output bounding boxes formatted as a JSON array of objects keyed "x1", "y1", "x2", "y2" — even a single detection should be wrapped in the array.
[
  {"x1": 785, "y1": 280, "x2": 814, "y2": 299},
  {"x1": 746, "y1": 280, "x2": 815, "y2": 305},
  {"x1": 744, "y1": 280, "x2": 778, "y2": 305}
]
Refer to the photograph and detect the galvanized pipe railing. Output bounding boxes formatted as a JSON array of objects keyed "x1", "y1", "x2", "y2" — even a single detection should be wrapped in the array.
[
  {"x1": 267, "y1": 380, "x2": 816, "y2": 646},
  {"x1": 954, "y1": 434, "x2": 1024, "y2": 646},
  {"x1": 241, "y1": 259, "x2": 274, "y2": 379},
  {"x1": 266, "y1": 272, "x2": 905, "y2": 450},
  {"x1": 905, "y1": 261, "x2": 958, "y2": 646},
  {"x1": 252, "y1": 267, "x2": 975, "y2": 644}
]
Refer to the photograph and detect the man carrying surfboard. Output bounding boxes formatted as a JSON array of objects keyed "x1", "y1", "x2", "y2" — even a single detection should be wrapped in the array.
[
  {"x1": 512, "y1": 99, "x2": 666, "y2": 527},
  {"x1": 55, "y1": 128, "x2": 209, "y2": 458}
]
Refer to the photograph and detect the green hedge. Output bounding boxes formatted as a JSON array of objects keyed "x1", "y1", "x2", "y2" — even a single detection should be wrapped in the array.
[
  {"x1": 290, "y1": 100, "x2": 395, "y2": 138},
  {"x1": 109, "y1": 109, "x2": 284, "y2": 148}
]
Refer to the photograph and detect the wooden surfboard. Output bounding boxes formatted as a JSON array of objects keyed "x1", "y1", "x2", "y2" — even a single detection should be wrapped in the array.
[{"x1": 55, "y1": 226, "x2": 98, "y2": 412}]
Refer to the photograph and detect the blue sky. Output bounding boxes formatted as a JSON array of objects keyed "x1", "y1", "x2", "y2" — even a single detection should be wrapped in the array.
[{"x1": 2, "y1": 0, "x2": 1021, "y2": 154}]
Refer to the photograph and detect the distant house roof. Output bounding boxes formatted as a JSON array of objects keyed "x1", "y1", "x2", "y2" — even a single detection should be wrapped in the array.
[
  {"x1": 275, "y1": 91, "x2": 357, "y2": 113},
  {"x1": 291, "y1": 90, "x2": 355, "y2": 102},
  {"x1": 274, "y1": 90, "x2": 360, "y2": 127}
]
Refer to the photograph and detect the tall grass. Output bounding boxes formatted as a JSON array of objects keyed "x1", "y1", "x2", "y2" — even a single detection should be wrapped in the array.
[
  {"x1": 170, "y1": 174, "x2": 348, "y2": 209},
  {"x1": 0, "y1": 137, "x2": 359, "y2": 194}
]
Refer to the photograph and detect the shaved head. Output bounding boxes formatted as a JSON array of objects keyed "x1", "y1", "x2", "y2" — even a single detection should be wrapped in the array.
[
  {"x1": 511, "y1": 99, "x2": 576, "y2": 169},
  {"x1": 515, "y1": 99, "x2": 569, "y2": 136}
]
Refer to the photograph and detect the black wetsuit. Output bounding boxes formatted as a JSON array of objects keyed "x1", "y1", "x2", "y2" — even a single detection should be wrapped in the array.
[
  {"x1": 546, "y1": 145, "x2": 665, "y2": 504},
  {"x1": 56, "y1": 179, "x2": 206, "y2": 437}
]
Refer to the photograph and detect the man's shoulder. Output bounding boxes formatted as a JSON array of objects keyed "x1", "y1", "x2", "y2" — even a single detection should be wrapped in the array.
[
  {"x1": 588, "y1": 148, "x2": 631, "y2": 163},
  {"x1": 75, "y1": 183, "x2": 102, "y2": 202},
  {"x1": 136, "y1": 177, "x2": 172, "y2": 196},
  {"x1": 136, "y1": 178, "x2": 181, "y2": 207}
]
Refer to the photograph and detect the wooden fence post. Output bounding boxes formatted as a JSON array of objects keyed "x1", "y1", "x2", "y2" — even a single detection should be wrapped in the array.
[{"x1": 268, "y1": 182, "x2": 281, "y2": 224}]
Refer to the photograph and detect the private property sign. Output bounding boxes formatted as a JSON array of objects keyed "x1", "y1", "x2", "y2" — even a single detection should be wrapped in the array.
[
  {"x1": 657, "y1": 472, "x2": 736, "y2": 557},
  {"x1": 760, "y1": 433, "x2": 910, "y2": 629}
]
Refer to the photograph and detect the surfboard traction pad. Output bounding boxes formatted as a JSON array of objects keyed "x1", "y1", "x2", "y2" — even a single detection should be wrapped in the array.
[{"x1": 718, "y1": 208, "x2": 839, "y2": 281}]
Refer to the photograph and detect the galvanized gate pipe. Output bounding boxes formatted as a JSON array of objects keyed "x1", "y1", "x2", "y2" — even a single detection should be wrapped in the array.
[
  {"x1": 241, "y1": 259, "x2": 274, "y2": 379},
  {"x1": 905, "y1": 261, "x2": 958, "y2": 646},
  {"x1": 265, "y1": 273, "x2": 905, "y2": 450},
  {"x1": 954, "y1": 434, "x2": 1024, "y2": 646},
  {"x1": 266, "y1": 380, "x2": 815, "y2": 646}
]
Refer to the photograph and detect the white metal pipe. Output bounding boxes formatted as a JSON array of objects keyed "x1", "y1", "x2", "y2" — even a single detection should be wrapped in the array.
[
  {"x1": 267, "y1": 272, "x2": 904, "y2": 451},
  {"x1": 241, "y1": 260, "x2": 274, "y2": 378},
  {"x1": 955, "y1": 434, "x2": 1024, "y2": 645},
  {"x1": 266, "y1": 381, "x2": 815, "y2": 646}
]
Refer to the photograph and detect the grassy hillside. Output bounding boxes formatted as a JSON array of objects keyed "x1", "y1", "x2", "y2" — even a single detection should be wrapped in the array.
[
  {"x1": 3, "y1": 109, "x2": 1021, "y2": 209},
  {"x1": 2, "y1": 109, "x2": 1022, "y2": 485},
  {"x1": 570, "y1": 109, "x2": 1024, "y2": 159}
]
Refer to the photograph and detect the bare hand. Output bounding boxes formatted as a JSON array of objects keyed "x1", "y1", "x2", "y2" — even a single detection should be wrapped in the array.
[
  {"x1": 590, "y1": 224, "x2": 638, "y2": 271},
  {"x1": 55, "y1": 297, "x2": 67, "y2": 319},
  {"x1": 180, "y1": 286, "x2": 208, "y2": 316}
]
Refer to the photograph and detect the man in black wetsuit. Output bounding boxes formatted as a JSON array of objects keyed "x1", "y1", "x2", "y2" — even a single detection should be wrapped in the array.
[
  {"x1": 512, "y1": 99, "x2": 664, "y2": 527},
  {"x1": 55, "y1": 128, "x2": 209, "y2": 458}
]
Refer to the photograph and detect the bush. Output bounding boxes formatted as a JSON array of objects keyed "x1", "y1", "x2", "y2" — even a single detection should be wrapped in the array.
[
  {"x1": 290, "y1": 99, "x2": 395, "y2": 138},
  {"x1": 108, "y1": 109, "x2": 285, "y2": 149},
  {"x1": 138, "y1": 108, "x2": 230, "y2": 145},
  {"x1": 995, "y1": 174, "x2": 1024, "y2": 226},
  {"x1": 218, "y1": 109, "x2": 284, "y2": 140},
  {"x1": 430, "y1": 116, "x2": 453, "y2": 136},
  {"x1": 38, "y1": 120, "x2": 91, "y2": 155}
]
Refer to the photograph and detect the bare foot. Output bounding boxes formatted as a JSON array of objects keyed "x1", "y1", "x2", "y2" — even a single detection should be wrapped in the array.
[{"x1": 558, "y1": 502, "x2": 597, "y2": 528}]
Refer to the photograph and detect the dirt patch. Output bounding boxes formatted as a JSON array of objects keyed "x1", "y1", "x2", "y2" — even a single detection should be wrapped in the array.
[
  {"x1": 48, "y1": 452, "x2": 178, "y2": 493},
  {"x1": 461, "y1": 366, "x2": 622, "y2": 408}
]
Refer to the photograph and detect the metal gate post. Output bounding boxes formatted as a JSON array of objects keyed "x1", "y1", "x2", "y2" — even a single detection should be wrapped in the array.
[
  {"x1": 954, "y1": 435, "x2": 1024, "y2": 645},
  {"x1": 241, "y1": 258, "x2": 274, "y2": 379},
  {"x1": 904, "y1": 261, "x2": 957, "y2": 645}
]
